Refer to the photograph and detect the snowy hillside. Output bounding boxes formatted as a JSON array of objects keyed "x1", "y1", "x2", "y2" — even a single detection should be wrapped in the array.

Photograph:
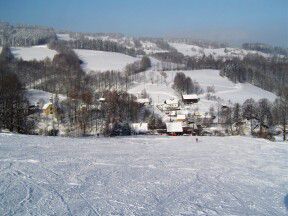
[
  {"x1": 170, "y1": 42, "x2": 271, "y2": 59},
  {"x1": 129, "y1": 69, "x2": 277, "y2": 114},
  {"x1": 56, "y1": 33, "x2": 75, "y2": 41},
  {"x1": 26, "y1": 89, "x2": 66, "y2": 105},
  {"x1": 10, "y1": 45, "x2": 57, "y2": 61},
  {"x1": 141, "y1": 41, "x2": 166, "y2": 54},
  {"x1": 166, "y1": 69, "x2": 277, "y2": 103},
  {"x1": 0, "y1": 133, "x2": 287, "y2": 215},
  {"x1": 74, "y1": 49, "x2": 139, "y2": 73}
]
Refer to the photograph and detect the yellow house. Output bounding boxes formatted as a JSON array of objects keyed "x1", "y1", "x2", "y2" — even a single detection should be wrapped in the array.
[{"x1": 42, "y1": 102, "x2": 56, "y2": 116}]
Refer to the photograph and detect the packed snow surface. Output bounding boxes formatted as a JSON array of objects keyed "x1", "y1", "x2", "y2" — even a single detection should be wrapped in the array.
[
  {"x1": 0, "y1": 134, "x2": 287, "y2": 215},
  {"x1": 9, "y1": 45, "x2": 57, "y2": 61},
  {"x1": 74, "y1": 49, "x2": 138, "y2": 73}
]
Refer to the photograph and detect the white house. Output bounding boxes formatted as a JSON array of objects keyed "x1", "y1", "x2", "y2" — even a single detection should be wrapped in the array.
[
  {"x1": 137, "y1": 98, "x2": 151, "y2": 106},
  {"x1": 166, "y1": 122, "x2": 183, "y2": 135},
  {"x1": 164, "y1": 98, "x2": 179, "y2": 110},
  {"x1": 131, "y1": 123, "x2": 149, "y2": 134}
]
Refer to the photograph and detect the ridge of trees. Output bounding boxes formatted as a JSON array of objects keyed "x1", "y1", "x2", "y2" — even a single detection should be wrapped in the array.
[
  {"x1": 242, "y1": 43, "x2": 288, "y2": 56},
  {"x1": 49, "y1": 38, "x2": 144, "y2": 57}
]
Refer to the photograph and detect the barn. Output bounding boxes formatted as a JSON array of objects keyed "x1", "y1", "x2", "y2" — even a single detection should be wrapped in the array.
[{"x1": 182, "y1": 94, "x2": 200, "y2": 104}]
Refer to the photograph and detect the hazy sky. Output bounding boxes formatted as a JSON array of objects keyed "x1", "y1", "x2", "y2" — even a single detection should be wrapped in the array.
[{"x1": 0, "y1": 0, "x2": 287, "y2": 46}]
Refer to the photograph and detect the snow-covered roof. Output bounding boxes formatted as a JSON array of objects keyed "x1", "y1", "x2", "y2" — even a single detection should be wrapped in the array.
[
  {"x1": 165, "y1": 98, "x2": 179, "y2": 105},
  {"x1": 166, "y1": 122, "x2": 183, "y2": 133},
  {"x1": 131, "y1": 123, "x2": 148, "y2": 133},
  {"x1": 137, "y1": 98, "x2": 150, "y2": 104},
  {"x1": 176, "y1": 115, "x2": 186, "y2": 120},
  {"x1": 42, "y1": 102, "x2": 53, "y2": 110},
  {"x1": 182, "y1": 94, "x2": 198, "y2": 100}
]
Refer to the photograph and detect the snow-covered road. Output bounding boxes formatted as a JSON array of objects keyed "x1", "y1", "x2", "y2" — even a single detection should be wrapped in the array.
[{"x1": 0, "y1": 134, "x2": 287, "y2": 215}]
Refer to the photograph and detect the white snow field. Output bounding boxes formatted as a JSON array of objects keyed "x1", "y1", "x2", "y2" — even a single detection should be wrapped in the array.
[
  {"x1": 170, "y1": 42, "x2": 271, "y2": 59},
  {"x1": 74, "y1": 49, "x2": 139, "y2": 73},
  {"x1": 0, "y1": 134, "x2": 287, "y2": 215},
  {"x1": 9, "y1": 45, "x2": 57, "y2": 61}
]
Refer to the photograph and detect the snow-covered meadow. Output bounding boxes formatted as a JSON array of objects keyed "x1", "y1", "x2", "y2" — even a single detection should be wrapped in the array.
[
  {"x1": 74, "y1": 49, "x2": 139, "y2": 73},
  {"x1": 169, "y1": 42, "x2": 271, "y2": 59},
  {"x1": 0, "y1": 133, "x2": 287, "y2": 215},
  {"x1": 10, "y1": 45, "x2": 57, "y2": 61}
]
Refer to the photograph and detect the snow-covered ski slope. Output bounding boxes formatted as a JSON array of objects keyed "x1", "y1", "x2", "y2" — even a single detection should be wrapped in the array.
[
  {"x1": 0, "y1": 133, "x2": 287, "y2": 215},
  {"x1": 9, "y1": 45, "x2": 57, "y2": 61},
  {"x1": 74, "y1": 49, "x2": 139, "y2": 73},
  {"x1": 170, "y1": 42, "x2": 271, "y2": 59}
]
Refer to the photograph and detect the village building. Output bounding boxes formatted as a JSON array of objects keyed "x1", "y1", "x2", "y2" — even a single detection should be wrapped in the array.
[
  {"x1": 166, "y1": 122, "x2": 183, "y2": 135},
  {"x1": 163, "y1": 98, "x2": 179, "y2": 110},
  {"x1": 131, "y1": 123, "x2": 149, "y2": 134},
  {"x1": 137, "y1": 98, "x2": 151, "y2": 106},
  {"x1": 182, "y1": 94, "x2": 200, "y2": 104},
  {"x1": 176, "y1": 114, "x2": 186, "y2": 122}
]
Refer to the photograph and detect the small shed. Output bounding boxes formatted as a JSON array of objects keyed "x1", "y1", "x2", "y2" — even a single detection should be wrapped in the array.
[
  {"x1": 42, "y1": 102, "x2": 56, "y2": 116},
  {"x1": 182, "y1": 94, "x2": 200, "y2": 104},
  {"x1": 166, "y1": 122, "x2": 183, "y2": 135}
]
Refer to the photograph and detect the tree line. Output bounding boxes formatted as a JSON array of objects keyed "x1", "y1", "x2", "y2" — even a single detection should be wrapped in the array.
[
  {"x1": 220, "y1": 54, "x2": 288, "y2": 94},
  {"x1": 49, "y1": 38, "x2": 143, "y2": 57},
  {"x1": 217, "y1": 90, "x2": 288, "y2": 141}
]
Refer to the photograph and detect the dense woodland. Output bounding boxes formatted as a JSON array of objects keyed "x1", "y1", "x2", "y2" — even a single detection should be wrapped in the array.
[
  {"x1": 0, "y1": 22, "x2": 56, "y2": 46},
  {"x1": 220, "y1": 54, "x2": 288, "y2": 94}
]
